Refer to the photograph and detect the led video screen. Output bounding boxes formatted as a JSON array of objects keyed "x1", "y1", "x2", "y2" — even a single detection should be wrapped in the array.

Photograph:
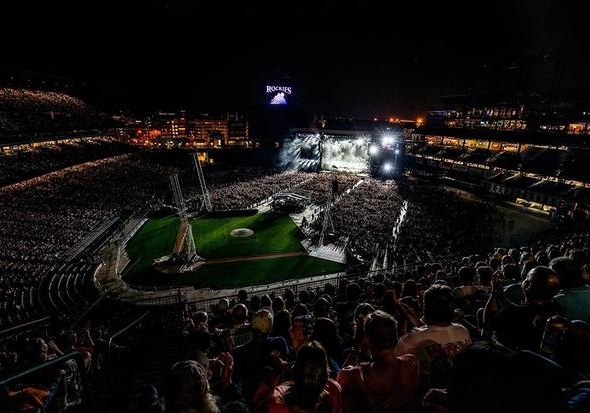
[{"x1": 320, "y1": 137, "x2": 368, "y2": 172}]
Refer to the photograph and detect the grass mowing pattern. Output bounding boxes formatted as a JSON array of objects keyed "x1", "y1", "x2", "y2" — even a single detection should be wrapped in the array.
[
  {"x1": 192, "y1": 212, "x2": 305, "y2": 258},
  {"x1": 124, "y1": 212, "x2": 343, "y2": 289}
]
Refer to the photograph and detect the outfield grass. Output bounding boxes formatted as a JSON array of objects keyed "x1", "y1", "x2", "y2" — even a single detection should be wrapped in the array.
[{"x1": 124, "y1": 212, "x2": 343, "y2": 289}]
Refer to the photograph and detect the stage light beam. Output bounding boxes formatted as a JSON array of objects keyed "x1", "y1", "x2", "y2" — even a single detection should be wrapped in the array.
[{"x1": 382, "y1": 135, "x2": 394, "y2": 145}]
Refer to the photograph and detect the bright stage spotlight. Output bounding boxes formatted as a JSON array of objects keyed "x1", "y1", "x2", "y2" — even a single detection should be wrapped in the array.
[
  {"x1": 369, "y1": 144, "x2": 379, "y2": 155},
  {"x1": 394, "y1": 148, "x2": 400, "y2": 155},
  {"x1": 383, "y1": 163, "x2": 392, "y2": 172},
  {"x1": 382, "y1": 135, "x2": 395, "y2": 145}
]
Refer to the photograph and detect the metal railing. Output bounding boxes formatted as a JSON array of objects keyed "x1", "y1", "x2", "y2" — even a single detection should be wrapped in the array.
[
  {"x1": 62, "y1": 216, "x2": 121, "y2": 262},
  {"x1": 0, "y1": 351, "x2": 93, "y2": 413},
  {"x1": 106, "y1": 311, "x2": 151, "y2": 409},
  {"x1": 107, "y1": 310, "x2": 150, "y2": 374},
  {"x1": 0, "y1": 316, "x2": 52, "y2": 340},
  {"x1": 66, "y1": 296, "x2": 105, "y2": 331}
]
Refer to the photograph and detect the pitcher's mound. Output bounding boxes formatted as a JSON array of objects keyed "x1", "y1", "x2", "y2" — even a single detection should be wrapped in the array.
[{"x1": 230, "y1": 228, "x2": 254, "y2": 238}]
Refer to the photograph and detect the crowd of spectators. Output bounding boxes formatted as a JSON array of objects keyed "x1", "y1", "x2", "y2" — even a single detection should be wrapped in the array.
[
  {"x1": 0, "y1": 153, "x2": 174, "y2": 328},
  {"x1": 0, "y1": 157, "x2": 507, "y2": 333},
  {"x1": 0, "y1": 87, "x2": 108, "y2": 139},
  {"x1": 0, "y1": 299, "x2": 167, "y2": 412},
  {"x1": 0, "y1": 137, "x2": 135, "y2": 187},
  {"x1": 1, "y1": 147, "x2": 590, "y2": 411},
  {"x1": 310, "y1": 178, "x2": 405, "y2": 260},
  {"x1": 129, "y1": 223, "x2": 590, "y2": 413},
  {"x1": 202, "y1": 170, "x2": 361, "y2": 212},
  {"x1": 290, "y1": 172, "x2": 359, "y2": 205},
  {"x1": 0, "y1": 89, "x2": 88, "y2": 114},
  {"x1": 207, "y1": 171, "x2": 311, "y2": 211},
  {"x1": 0, "y1": 153, "x2": 171, "y2": 266},
  {"x1": 392, "y1": 183, "x2": 502, "y2": 264}
]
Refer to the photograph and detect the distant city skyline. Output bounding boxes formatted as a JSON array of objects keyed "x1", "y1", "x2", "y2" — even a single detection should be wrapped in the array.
[{"x1": 2, "y1": 0, "x2": 589, "y2": 118}]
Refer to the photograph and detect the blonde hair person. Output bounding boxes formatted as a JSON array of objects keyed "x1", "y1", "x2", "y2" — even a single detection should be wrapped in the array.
[{"x1": 165, "y1": 360, "x2": 219, "y2": 413}]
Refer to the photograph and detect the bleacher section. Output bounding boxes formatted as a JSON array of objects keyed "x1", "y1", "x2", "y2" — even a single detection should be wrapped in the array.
[{"x1": 0, "y1": 87, "x2": 110, "y2": 141}]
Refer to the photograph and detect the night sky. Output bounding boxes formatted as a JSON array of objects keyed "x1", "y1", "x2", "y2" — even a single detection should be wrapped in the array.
[{"x1": 2, "y1": 0, "x2": 589, "y2": 118}]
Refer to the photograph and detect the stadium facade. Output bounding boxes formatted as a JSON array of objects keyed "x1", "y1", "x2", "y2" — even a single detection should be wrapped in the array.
[{"x1": 404, "y1": 95, "x2": 590, "y2": 221}]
